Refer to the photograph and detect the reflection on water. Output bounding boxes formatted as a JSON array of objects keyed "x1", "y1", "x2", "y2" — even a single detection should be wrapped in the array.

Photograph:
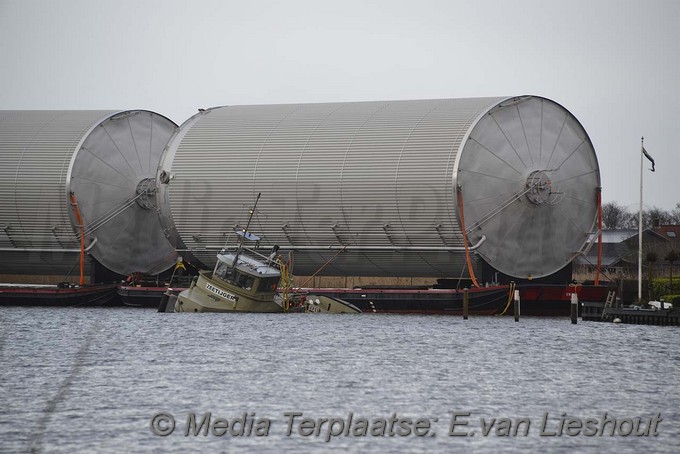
[{"x1": 0, "y1": 307, "x2": 678, "y2": 453}]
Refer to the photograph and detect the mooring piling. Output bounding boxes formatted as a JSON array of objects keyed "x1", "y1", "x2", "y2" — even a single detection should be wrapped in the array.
[{"x1": 463, "y1": 288, "x2": 469, "y2": 320}]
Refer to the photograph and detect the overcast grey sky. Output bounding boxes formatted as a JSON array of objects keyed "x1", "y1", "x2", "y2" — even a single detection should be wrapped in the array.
[{"x1": 1, "y1": 0, "x2": 678, "y2": 211}]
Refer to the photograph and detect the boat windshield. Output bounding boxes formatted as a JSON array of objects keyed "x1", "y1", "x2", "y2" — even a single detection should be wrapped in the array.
[
  {"x1": 214, "y1": 260, "x2": 230, "y2": 281},
  {"x1": 214, "y1": 259, "x2": 258, "y2": 291}
]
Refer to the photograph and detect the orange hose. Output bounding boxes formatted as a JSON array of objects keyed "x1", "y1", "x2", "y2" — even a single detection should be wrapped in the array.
[
  {"x1": 456, "y1": 188, "x2": 480, "y2": 288},
  {"x1": 595, "y1": 188, "x2": 602, "y2": 286}
]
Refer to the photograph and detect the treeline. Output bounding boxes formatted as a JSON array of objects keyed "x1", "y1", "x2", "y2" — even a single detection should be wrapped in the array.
[{"x1": 602, "y1": 202, "x2": 680, "y2": 230}]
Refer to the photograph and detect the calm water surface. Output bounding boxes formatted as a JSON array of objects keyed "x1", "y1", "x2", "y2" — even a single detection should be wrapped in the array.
[{"x1": 0, "y1": 307, "x2": 678, "y2": 453}]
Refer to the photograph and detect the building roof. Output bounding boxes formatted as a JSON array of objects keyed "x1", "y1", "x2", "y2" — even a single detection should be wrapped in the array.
[
  {"x1": 579, "y1": 227, "x2": 680, "y2": 267},
  {"x1": 655, "y1": 225, "x2": 680, "y2": 241},
  {"x1": 585, "y1": 229, "x2": 637, "y2": 244},
  {"x1": 601, "y1": 229, "x2": 638, "y2": 243},
  {"x1": 623, "y1": 228, "x2": 669, "y2": 245}
]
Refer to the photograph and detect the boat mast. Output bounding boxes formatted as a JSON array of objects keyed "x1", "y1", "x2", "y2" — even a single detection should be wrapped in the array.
[{"x1": 231, "y1": 192, "x2": 261, "y2": 273}]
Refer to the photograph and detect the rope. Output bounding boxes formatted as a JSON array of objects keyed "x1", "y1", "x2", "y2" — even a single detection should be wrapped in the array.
[
  {"x1": 455, "y1": 260, "x2": 467, "y2": 291},
  {"x1": 456, "y1": 187, "x2": 480, "y2": 288},
  {"x1": 579, "y1": 255, "x2": 617, "y2": 283},
  {"x1": 499, "y1": 281, "x2": 516, "y2": 316},
  {"x1": 294, "y1": 246, "x2": 347, "y2": 291},
  {"x1": 279, "y1": 256, "x2": 291, "y2": 312}
]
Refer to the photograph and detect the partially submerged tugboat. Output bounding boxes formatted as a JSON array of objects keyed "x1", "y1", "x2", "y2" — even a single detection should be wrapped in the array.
[
  {"x1": 165, "y1": 194, "x2": 360, "y2": 314},
  {"x1": 173, "y1": 245, "x2": 284, "y2": 313},
  {"x1": 170, "y1": 242, "x2": 361, "y2": 313}
]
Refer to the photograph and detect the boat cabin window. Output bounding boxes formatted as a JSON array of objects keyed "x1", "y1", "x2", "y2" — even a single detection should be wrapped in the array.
[
  {"x1": 235, "y1": 273, "x2": 256, "y2": 291},
  {"x1": 258, "y1": 276, "x2": 280, "y2": 292}
]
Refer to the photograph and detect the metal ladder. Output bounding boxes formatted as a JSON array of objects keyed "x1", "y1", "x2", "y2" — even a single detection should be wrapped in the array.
[{"x1": 601, "y1": 291, "x2": 616, "y2": 320}]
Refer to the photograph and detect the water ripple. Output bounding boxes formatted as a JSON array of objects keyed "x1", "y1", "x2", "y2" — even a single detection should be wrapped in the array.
[{"x1": 0, "y1": 308, "x2": 678, "y2": 453}]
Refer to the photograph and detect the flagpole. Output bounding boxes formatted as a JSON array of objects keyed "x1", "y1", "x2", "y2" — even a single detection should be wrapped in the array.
[{"x1": 638, "y1": 136, "x2": 644, "y2": 303}]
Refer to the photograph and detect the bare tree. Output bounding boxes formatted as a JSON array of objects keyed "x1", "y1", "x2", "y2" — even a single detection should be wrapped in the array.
[
  {"x1": 624, "y1": 208, "x2": 646, "y2": 229},
  {"x1": 671, "y1": 203, "x2": 680, "y2": 225},
  {"x1": 600, "y1": 200, "x2": 678, "y2": 234},
  {"x1": 602, "y1": 201, "x2": 629, "y2": 229},
  {"x1": 624, "y1": 206, "x2": 674, "y2": 229},
  {"x1": 647, "y1": 206, "x2": 673, "y2": 227}
]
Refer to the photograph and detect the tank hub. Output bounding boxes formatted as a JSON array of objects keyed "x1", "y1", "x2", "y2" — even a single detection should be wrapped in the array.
[
  {"x1": 525, "y1": 170, "x2": 563, "y2": 205},
  {"x1": 135, "y1": 178, "x2": 157, "y2": 210}
]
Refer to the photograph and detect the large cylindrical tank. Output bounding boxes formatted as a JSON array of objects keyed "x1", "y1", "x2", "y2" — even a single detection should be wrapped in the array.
[
  {"x1": 0, "y1": 110, "x2": 178, "y2": 276},
  {"x1": 157, "y1": 96, "x2": 600, "y2": 279}
]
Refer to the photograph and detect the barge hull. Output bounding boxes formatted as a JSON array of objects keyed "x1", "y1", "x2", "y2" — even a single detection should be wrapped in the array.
[{"x1": 0, "y1": 283, "x2": 119, "y2": 306}]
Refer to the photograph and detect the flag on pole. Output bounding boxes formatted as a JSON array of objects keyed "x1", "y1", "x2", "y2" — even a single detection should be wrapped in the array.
[{"x1": 642, "y1": 146, "x2": 655, "y2": 172}]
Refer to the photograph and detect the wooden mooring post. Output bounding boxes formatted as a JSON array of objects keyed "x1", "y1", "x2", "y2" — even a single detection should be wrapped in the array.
[
  {"x1": 514, "y1": 289, "x2": 520, "y2": 322},
  {"x1": 570, "y1": 292, "x2": 578, "y2": 324},
  {"x1": 463, "y1": 288, "x2": 469, "y2": 320}
]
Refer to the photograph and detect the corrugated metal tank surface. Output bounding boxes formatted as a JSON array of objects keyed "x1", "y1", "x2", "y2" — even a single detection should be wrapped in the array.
[
  {"x1": 158, "y1": 96, "x2": 600, "y2": 278},
  {"x1": 0, "y1": 110, "x2": 178, "y2": 276}
]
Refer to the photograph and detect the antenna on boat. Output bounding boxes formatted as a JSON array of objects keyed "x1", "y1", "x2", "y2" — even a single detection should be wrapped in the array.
[{"x1": 231, "y1": 192, "x2": 261, "y2": 274}]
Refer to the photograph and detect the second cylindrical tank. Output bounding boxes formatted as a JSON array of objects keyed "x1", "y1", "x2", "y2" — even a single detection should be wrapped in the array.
[{"x1": 156, "y1": 96, "x2": 600, "y2": 279}]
